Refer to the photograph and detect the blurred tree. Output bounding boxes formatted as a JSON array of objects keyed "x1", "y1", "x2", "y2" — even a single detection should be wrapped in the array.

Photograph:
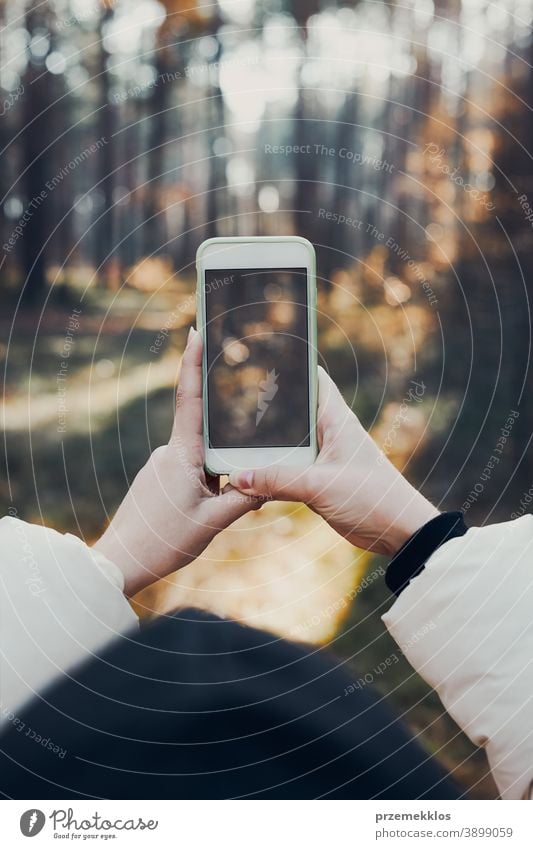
[
  {"x1": 21, "y1": 0, "x2": 55, "y2": 302},
  {"x1": 95, "y1": 1, "x2": 116, "y2": 286}
]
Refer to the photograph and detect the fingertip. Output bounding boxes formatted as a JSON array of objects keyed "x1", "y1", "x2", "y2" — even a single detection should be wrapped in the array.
[
  {"x1": 317, "y1": 365, "x2": 336, "y2": 392},
  {"x1": 179, "y1": 330, "x2": 202, "y2": 385},
  {"x1": 228, "y1": 470, "x2": 254, "y2": 492},
  {"x1": 184, "y1": 326, "x2": 202, "y2": 356},
  {"x1": 223, "y1": 482, "x2": 265, "y2": 508},
  {"x1": 318, "y1": 366, "x2": 347, "y2": 411}
]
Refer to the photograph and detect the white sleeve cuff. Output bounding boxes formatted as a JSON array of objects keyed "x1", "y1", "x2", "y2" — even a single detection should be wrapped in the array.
[
  {"x1": 0, "y1": 517, "x2": 139, "y2": 725},
  {"x1": 382, "y1": 515, "x2": 533, "y2": 799}
]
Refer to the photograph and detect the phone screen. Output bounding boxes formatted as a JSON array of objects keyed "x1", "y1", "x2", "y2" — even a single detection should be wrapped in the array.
[{"x1": 204, "y1": 267, "x2": 310, "y2": 449}]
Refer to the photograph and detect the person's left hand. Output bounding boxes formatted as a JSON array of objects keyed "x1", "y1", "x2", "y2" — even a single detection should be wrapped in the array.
[{"x1": 93, "y1": 327, "x2": 261, "y2": 596}]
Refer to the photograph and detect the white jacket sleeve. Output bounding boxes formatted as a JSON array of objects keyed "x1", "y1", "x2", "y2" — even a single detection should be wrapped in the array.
[
  {"x1": 0, "y1": 516, "x2": 138, "y2": 725},
  {"x1": 382, "y1": 514, "x2": 533, "y2": 800}
]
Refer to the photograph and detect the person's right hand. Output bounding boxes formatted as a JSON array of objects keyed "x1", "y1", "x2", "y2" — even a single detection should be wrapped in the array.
[{"x1": 229, "y1": 368, "x2": 439, "y2": 556}]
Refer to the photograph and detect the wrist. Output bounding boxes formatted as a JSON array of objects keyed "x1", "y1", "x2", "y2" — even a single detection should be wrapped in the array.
[
  {"x1": 92, "y1": 526, "x2": 155, "y2": 597},
  {"x1": 381, "y1": 491, "x2": 440, "y2": 557}
]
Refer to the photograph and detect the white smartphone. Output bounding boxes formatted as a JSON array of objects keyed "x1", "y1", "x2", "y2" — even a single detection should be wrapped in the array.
[{"x1": 196, "y1": 236, "x2": 318, "y2": 475}]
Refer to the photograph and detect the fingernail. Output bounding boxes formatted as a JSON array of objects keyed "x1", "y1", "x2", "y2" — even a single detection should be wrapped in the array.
[
  {"x1": 229, "y1": 470, "x2": 254, "y2": 491},
  {"x1": 187, "y1": 326, "x2": 196, "y2": 344}
]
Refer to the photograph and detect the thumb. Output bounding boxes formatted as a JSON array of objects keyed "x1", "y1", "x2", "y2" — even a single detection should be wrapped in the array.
[
  {"x1": 202, "y1": 484, "x2": 263, "y2": 529},
  {"x1": 228, "y1": 466, "x2": 311, "y2": 502}
]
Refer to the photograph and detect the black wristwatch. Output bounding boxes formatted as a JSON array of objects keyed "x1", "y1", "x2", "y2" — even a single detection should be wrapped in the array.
[{"x1": 385, "y1": 511, "x2": 468, "y2": 597}]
